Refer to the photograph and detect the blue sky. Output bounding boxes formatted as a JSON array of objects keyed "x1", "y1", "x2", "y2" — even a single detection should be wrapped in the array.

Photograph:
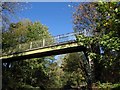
[{"x1": 15, "y1": 2, "x2": 79, "y2": 36}]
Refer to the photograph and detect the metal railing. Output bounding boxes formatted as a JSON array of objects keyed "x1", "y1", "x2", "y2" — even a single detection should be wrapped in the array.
[{"x1": 2, "y1": 31, "x2": 84, "y2": 55}]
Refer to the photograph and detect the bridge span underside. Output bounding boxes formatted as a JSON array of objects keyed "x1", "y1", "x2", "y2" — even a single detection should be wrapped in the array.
[{"x1": 2, "y1": 42, "x2": 86, "y2": 63}]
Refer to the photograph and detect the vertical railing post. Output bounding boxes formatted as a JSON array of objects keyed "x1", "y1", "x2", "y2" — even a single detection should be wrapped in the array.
[
  {"x1": 84, "y1": 29, "x2": 87, "y2": 36},
  {"x1": 43, "y1": 39, "x2": 45, "y2": 47},
  {"x1": 19, "y1": 44, "x2": 21, "y2": 51},
  {"x1": 30, "y1": 42, "x2": 32, "y2": 49},
  {"x1": 58, "y1": 35, "x2": 60, "y2": 44}
]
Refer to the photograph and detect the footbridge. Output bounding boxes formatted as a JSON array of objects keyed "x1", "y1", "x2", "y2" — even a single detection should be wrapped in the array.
[{"x1": 1, "y1": 31, "x2": 88, "y2": 63}]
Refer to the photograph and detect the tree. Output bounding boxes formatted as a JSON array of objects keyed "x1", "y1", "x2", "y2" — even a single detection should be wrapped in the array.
[
  {"x1": 61, "y1": 52, "x2": 88, "y2": 88},
  {"x1": 96, "y1": 2, "x2": 120, "y2": 83},
  {"x1": 2, "y1": 19, "x2": 55, "y2": 89},
  {"x1": 73, "y1": 2, "x2": 100, "y2": 36},
  {"x1": 1, "y1": 2, "x2": 28, "y2": 31},
  {"x1": 2, "y1": 19, "x2": 53, "y2": 54},
  {"x1": 73, "y1": 2, "x2": 120, "y2": 84}
]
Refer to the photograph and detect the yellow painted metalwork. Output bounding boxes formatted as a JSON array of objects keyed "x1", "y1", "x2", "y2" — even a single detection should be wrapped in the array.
[{"x1": 1, "y1": 42, "x2": 82, "y2": 60}]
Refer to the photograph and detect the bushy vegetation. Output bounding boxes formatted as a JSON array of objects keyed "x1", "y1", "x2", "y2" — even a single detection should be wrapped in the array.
[{"x1": 2, "y1": 2, "x2": 120, "y2": 89}]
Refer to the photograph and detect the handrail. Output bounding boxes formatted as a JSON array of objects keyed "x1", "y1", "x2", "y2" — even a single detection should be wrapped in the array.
[{"x1": 2, "y1": 31, "x2": 84, "y2": 55}]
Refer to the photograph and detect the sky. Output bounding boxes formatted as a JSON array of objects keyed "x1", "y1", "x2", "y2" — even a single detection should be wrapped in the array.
[
  {"x1": 15, "y1": 2, "x2": 79, "y2": 36},
  {"x1": 9, "y1": 2, "x2": 80, "y2": 60}
]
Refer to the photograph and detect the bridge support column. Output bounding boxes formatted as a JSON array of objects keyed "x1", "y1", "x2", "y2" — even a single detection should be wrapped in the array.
[{"x1": 83, "y1": 50, "x2": 92, "y2": 90}]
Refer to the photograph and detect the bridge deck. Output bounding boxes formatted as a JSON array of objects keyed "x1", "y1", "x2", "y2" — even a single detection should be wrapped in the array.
[
  {"x1": 1, "y1": 31, "x2": 87, "y2": 63},
  {"x1": 1, "y1": 41, "x2": 86, "y2": 63}
]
